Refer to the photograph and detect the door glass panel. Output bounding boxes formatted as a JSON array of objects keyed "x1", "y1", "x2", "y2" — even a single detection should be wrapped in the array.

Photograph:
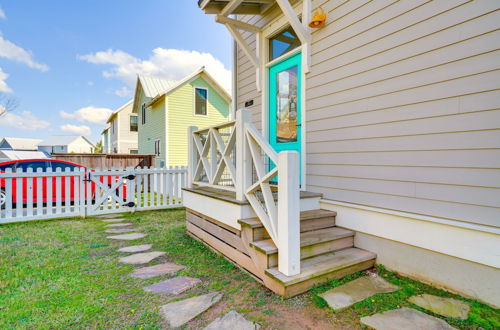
[{"x1": 275, "y1": 65, "x2": 298, "y2": 143}]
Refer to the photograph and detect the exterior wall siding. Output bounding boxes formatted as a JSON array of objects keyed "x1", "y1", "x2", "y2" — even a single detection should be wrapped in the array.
[
  {"x1": 167, "y1": 76, "x2": 230, "y2": 167},
  {"x1": 235, "y1": 0, "x2": 500, "y2": 227},
  {"x1": 138, "y1": 92, "x2": 166, "y2": 167}
]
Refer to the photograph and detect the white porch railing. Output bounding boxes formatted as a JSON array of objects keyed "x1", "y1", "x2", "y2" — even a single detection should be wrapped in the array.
[{"x1": 188, "y1": 109, "x2": 300, "y2": 276}]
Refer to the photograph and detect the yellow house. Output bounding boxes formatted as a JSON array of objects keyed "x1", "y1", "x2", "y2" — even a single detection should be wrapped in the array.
[{"x1": 132, "y1": 67, "x2": 231, "y2": 167}]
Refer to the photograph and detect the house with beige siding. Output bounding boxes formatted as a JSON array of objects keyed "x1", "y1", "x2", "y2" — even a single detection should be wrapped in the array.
[
  {"x1": 104, "y1": 100, "x2": 138, "y2": 154},
  {"x1": 185, "y1": 0, "x2": 500, "y2": 309},
  {"x1": 133, "y1": 68, "x2": 231, "y2": 168}
]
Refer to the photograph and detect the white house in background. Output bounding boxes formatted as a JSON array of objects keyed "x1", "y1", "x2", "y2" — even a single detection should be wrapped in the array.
[
  {"x1": 103, "y1": 100, "x2": 138, "y2": 154},
  {"x1": 0, "y1": 137, "x2": 42, "y2": 151},
  {"x1": 101, "y1": 127, "x2": 111, "y2": 153},
  {"x1": 38, "y1": 136, "x2": 95, "y2": 154}
]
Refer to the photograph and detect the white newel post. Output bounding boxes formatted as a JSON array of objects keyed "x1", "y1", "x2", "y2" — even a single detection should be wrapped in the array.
[
  {"x1": 236, "y1": 109, "x2": 252, "y2": 201},
  {"x1": 278, "y1": 150, "x2": 301, "y2": 276},
  {"x1": 187, "y1": 126, "x2": 198, "y2": 188}
]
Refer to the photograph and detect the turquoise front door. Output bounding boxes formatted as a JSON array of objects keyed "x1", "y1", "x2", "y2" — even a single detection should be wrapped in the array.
[{"x1": 269, "y1": 52, "x2": 302, "y2": 181}]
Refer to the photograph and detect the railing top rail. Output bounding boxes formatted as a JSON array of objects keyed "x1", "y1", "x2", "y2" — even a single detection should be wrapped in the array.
[{"x1": 193, "y1": 120, "x2": 236, "y2": 134}]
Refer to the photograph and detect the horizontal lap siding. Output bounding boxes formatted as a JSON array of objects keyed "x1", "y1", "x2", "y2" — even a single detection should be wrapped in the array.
[{"x1": 306, "y1": 0, "x2": 500, "y2": 226}]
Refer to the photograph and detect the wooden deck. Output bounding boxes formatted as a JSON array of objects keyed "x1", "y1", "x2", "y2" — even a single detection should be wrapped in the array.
[{"x1": 185, "y1": 188, "x2": 376, "y2": 298}]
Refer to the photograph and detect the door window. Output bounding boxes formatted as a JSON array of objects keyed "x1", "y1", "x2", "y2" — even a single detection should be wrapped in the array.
[
  {"x1": 269, "y1": 26, "x2": 301, "y2": 61},
  {"x1": 275, "y1": 65, "x2": 299, "y2": 143}
]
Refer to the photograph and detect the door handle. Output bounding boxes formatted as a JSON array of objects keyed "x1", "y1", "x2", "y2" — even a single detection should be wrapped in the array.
[{"x1": 296, "y1": 124, "x2": 302, "y2": 127}]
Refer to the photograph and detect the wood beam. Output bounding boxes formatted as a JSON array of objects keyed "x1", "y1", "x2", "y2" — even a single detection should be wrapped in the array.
[
  {"x1": 225, "y1": 23, "x2": 259, "y2": 68},
  {"x1": 215, "y1": 15, "x2": 261, "y2": 33},
  {"x1": 221, "y1": 0, "x2": 244, "y2": 16},
  {"x1": 275, "y1": 0, "x2": 310, "y2": 44}
]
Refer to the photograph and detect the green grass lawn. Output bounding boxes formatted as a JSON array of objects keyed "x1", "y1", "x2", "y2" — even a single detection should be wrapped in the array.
[{"x1": 0, "y1": 209, "x2": 498, "y2": 329}]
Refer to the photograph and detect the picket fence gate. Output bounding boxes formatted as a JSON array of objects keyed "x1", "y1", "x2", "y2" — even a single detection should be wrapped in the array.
[{"x1": 0, "y1": 166, "x2": 187, "y2": 224}]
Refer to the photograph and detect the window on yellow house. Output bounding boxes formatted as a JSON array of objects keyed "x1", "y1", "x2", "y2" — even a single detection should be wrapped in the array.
[{"x1": 195, "y1": 87, "x2": 207, "y2": 116}]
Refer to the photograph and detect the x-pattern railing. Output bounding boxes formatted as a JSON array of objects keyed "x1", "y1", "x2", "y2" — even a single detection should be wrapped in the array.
[
  {"x1": 244, "y1": 123, "x2": 280, "y2": 243},
  {"x1": 191, "y1": 121, "x2": 237, "y2": 191}
]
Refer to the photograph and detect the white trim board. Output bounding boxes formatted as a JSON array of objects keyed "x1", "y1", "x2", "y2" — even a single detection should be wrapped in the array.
[{"x1": 320, "y1": 199, "x2": 500, "y2": 269}]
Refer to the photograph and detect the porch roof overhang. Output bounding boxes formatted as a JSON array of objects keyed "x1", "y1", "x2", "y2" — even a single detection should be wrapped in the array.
[
  {"x1": 198, "y1": 0, "x2": 312, "y2": 91},
  {"x1": 198, "y1": 0, "x2": 275, "y2": 15}
]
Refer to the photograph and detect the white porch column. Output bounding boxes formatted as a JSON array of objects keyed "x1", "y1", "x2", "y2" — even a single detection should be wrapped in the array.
[
  {"x1": 278, "y1": 150, "x2": 301, "y2": 276},
  {"x1": 236, "y1": 109, "x2": 252, "y2": 201},
  {"x1": 187, "y1": 126, "x2": 198, "y2": 189}
]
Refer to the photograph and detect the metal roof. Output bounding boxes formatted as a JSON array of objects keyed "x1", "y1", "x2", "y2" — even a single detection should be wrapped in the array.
[
  {"x1": 0, "y1": 150, "x2": 49, "y2": 160},
  {"x1": 138, "y1": 76, "x2": 177, "y2": 98},
  {"x1": 0, "y1": 137, "x2": 42, "y2": 151}
]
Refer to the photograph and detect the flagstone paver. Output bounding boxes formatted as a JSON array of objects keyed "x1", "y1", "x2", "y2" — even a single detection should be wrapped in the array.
[
  {"x1": 408, "y1": 294, "x2": 470, "y2": 320},
  {"x1": 119, "y1": 251, "x2": 166, "y2": 265},
  {"x1": 118, "y1": 244, "x2": 152, "y2": 253},
  {"x1": 101, "y1": 218, "x2": 127, "y2": 222},
  {"x1": 159, "y1": 292, "x2": 223, "y2": 328},
  {"x1": 203, "y1": 311, "x2": 260, "y2": 330},
  {"x1": 143, "y1": 276, "x2": 201, "y2": 294},
  {"x1": 130, "y1": 263, "x2": 186, "y2": 279},
  {"x1": 319, "y1": 275, "x2": 399, "y2": 311},
  {"x1": 360, "y1": 307, "x2": 454, "y2": 330},
  {"x1": 107, "y1": 233, "x2": 146, "y2": 241},
  {"x1": 105, "y1": 223, "x2": 133, "y2": 228},
  {"x1": 105, "y1": 228, "x2": 136, "y2": 234}
]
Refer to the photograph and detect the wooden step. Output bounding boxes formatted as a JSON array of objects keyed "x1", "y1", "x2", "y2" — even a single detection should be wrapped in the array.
[
  {"x1": 251, "y1": 226, "x2": 354, "y2": 259},
  {"x1": 264, "y1": 248, "x2": 376, "y2": 298},
  {"x1": 238, "y1": 209, "x2": 337, "y2": 240}
]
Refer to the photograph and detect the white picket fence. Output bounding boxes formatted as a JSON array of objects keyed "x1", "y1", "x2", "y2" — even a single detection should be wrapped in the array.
[{"x1": 0, "y1": 166, "x2": 187, "y2": 224}]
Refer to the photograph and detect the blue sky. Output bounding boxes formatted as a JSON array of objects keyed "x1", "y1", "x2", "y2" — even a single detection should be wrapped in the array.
[{"x1": 0, "y1": 0, "x2": 231, "y2": 143}]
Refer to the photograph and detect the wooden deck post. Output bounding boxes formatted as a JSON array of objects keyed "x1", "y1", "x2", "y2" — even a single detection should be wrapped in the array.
[
  {"x1": 187, "y1": 126, "x2": 198, "y2": 189},
  {"x1": 236, "y1": 109, "x2": 252, "y2": 201},
  {"x1": 278, "y1": 150, "x2": 301, "y2": 276}
]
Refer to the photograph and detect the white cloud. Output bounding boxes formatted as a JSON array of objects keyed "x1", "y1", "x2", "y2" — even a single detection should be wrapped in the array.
[
  {"x1": 60, "y1": 106, "x2": 113, "y2": 125},
  {"x1": 113, "y1": 86, "x2": 133, "y2": 98},
  {"x1": 0, "y1": 8, "x2": 6, "y2": 19},
  {"x1": 0, "y1": 33, "x2": 49, "y2": 72},
  {"x1": 0, "y1": 110, "x2": 50, "y2": 130},
  {"x1": 0, "y1": 67, "x2": 12, "y2": 92},
  {"x1": 78, "y1": 48, "x2": 231, "y2": 92},
  {"x1": 87, "y1": 81, "x2": 94, "y2": 86},
  {"x1": 60, "y1": 124, "x2": 91, "y2": 136}
]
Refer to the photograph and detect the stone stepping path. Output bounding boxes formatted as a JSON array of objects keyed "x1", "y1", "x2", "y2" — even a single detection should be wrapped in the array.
[
  {"x1": 118, "y1": 244, "x2": 152, "y2": 253},
  {"x1": 203, "y1": 311, "x2": 260, "y2": 330},
  {"x1": 130, "y1": 262, "x2": 186, "y2": 279},
  {"x1": 119, "y1": 251, "x2": 166, "y2": 265},
  {"x1": 159, "y1": 292, "x2": 223, "y2": 328},
  {"x1": 408, "y1": 294, "x2": 470, "y2": 320},
  {"x1": 143, "y1": 276, "x2": 201, "y2": 294},
  {"x1": 319, "y1": 275, "x2": 399, "y2": 311},
  {"x1": 105, "y1": 228, "x2": 136, "y2": 234},
  {"x1": 101, "y1": 218, "x2": 127, "y2": 223},
  {"x1": 360, "y1": 307, "x2": 454, "y2": 330},
  {"x1": 107, "y1": 233, "x2": 146, "y2": 241},
  {"x1": 106, "y1": 223, "x2": 133, "y2": 228}
]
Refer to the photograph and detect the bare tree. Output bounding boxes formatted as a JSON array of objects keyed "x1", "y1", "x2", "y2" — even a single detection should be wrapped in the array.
[{"x1": 0, "y1": 93, "x2": 18, "y2": 117}]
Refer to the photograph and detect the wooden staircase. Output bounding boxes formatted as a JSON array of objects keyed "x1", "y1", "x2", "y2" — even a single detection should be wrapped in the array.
[{"x1": 239, "y1": 209, "x2": 377, "y2": 298}]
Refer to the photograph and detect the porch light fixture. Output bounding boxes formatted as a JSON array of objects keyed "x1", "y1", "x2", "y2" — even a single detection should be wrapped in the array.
[{"x1": 308, "y1": 6, "x2": 326, "y2": 28}]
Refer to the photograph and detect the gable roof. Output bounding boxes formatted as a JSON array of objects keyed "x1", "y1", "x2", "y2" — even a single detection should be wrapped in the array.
[
  {"x1": 106, "y1": 99, "x2": 134, "y2": 124},
  {"x1": 132, "y1": 75, "x2": 178, "y2": 113},
  {"x1": 38, "y1": 135, "x2": 95, "y2": 147},
  {"x1": 0, "y1": 137, "x2": 42, "y2": 151},
  {"x1": 147, "y1": 66, "x2": 232, "y2": 107}
]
